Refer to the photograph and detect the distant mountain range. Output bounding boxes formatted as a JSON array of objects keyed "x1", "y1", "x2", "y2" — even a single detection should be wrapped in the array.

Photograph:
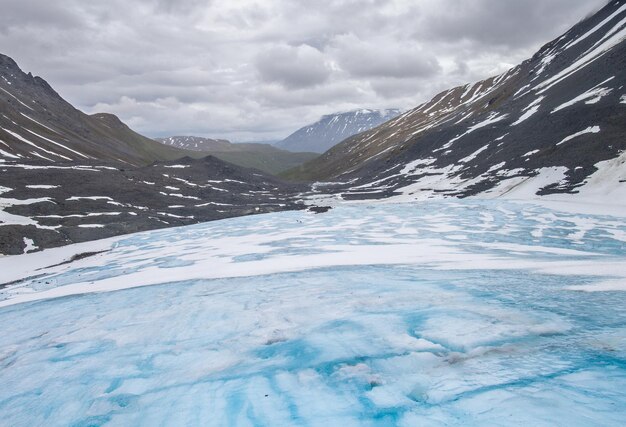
[
  {"x1": 286, "y1": 0, "x2": 625, "y2": 204},
  {"x1": 157, "y1": 136, "x2": 232, "y2": 151},
  {"x1": 276, "y1": 109, "x2": 401, "y2": 153},
  {"x1": 156, "y1": 136, "x2": 318, "y2": 175}
]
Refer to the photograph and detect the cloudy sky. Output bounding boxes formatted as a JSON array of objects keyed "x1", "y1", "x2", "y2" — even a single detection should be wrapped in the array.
[{"x1": 0, "y1": 0, "x2": 607, "y2": 141}]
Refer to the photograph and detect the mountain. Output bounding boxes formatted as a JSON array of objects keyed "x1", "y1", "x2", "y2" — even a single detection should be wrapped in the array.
[
  {"x1": 3, "y1": 0, "x2": 625, "y2": 255},
  {"x1": 276, "y1": 109, "x2": 401, "y2": 153},
  {"x1": 3, "y1": 4, "x2": 626, "y2": 425},
  {"x1": 287, "y1": 1, "x2": 626, "y2": 203},
  {"x1": 0, "y1": 55, "x2": 307, "y2": 255},
  {"x1": 0, "y1": 53, "x2": 200, "y2": 166},
  {"x1": 156, "y1": 136, "x2": 318, "y2": 175}
]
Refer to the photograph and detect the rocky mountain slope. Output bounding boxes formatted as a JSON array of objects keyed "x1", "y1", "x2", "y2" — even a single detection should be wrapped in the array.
[
  {"x1": 157, "y1": 136, "x2": 318, "y2": 175},
  {"x1": 3, "y1": 1, "x2": 625, "y2": 255},
  {"x1": 0, "y1": 156, "x2": 306, "y2": 255},
  {"x1": 291, "y1": 1, "x2": 625, "y2": 203},
  {"x1": 276, "y1": 109, "x2": 401, "y2": 153},
  {"x1": 0, "y1": 54, "x2": 202, "y2": 166},
  {"x1": 0, "y1": 55, "x2": 307, "y2": 255}
]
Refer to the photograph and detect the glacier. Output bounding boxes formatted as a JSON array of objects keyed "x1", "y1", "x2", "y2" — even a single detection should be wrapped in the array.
[{"x1": 0, "y1": 200, "x2": 625, "y2": 426}]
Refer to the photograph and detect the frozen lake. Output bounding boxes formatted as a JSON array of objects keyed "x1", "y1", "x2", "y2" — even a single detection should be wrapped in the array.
[{"x1": 1, "y1": 200, "x2": 625, "y2": 426}]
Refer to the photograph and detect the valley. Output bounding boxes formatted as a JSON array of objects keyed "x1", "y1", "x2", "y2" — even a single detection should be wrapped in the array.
[{"x1": 0, "y1": 1, "x2": 625, "y2": 426}]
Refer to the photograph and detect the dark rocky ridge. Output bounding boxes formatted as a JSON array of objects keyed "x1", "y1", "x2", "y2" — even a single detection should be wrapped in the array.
[
  {"x1": 289, "y1": 0, "x2": 626, "y2": 201},
  {"x1": 2, "y1": 1, "x2": 625, "y2": 256},
  {"x1": 0, "y1": 54, "x2": 310, "y2": 255},
  {"x1": 0, "y1": 53, "x2": 200, "y2": 166},
  {"x1": 0, "y1": 156, "x2": 306, "y2": 255}
]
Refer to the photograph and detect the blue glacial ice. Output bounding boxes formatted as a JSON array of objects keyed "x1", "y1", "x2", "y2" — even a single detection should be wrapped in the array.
[{"x1": 0, "y1": 200, "x2": 625, "y2": 426}]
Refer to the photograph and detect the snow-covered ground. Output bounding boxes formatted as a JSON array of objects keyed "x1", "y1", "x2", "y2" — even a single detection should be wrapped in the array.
[{"x1": 0, "y1": 200, "x2": 625, "y2": 426}]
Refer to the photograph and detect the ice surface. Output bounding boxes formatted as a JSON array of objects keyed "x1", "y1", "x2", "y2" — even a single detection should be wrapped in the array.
[{"x1": 0, "y1": 201, "x2": 625, "y2": 426}]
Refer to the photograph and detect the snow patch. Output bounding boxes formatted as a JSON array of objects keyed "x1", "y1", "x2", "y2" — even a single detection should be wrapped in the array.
[
  {"x1": 556, "y1": 126, "x2": 600, "y2": 146},
  {"x1": 400, "y1": 158, "x2": 437, "y2": 175},
  {"x1": 26, "y1": 185, "x2": 59, "y2": 189},
  {"x1": 561, "y1": 3, "x2": 626, "y2": 52},
  {"x1": 535, "y1": 25, "x2": 626, "y2": 94},
  {"x1": 496, "y1": 167, "x2": 569, "y2": 199},
  {"x1": 0, "y1": 127, "x2": 71, "y2": 160},
  {"x1": 66, "y1": 196, "x2": 114, "y2": 201},
  {"x1": 0, "y1": 196, "x2": 56, "y2": 229},
  {"x1": 459, "y1": 145, "x2": 489, "y2": 164},
  {"x1": 511, "y1": 105, "x2": 540, "y2": 126},
  {"x1": 0, "y1": 147, "x2": 20, "y2": 159},
  {"x1": 23, "y1": 128, "x2": 89, "y2": 159},
  {"x1": 552, "y1": 78, "x2": 614, "y2": 113},
  {"x1": 448, "y1": 113, "x2": 508, "y2": 144},
  {"x1": 22, "y1": 238, "x2": 38, "y2": 254}
]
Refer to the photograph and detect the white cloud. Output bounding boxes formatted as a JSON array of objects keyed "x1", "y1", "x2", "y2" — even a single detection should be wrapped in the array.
[
  {"x1": 256, "y1": 44, "x2": 331, "y2": 89},
  {"x1": 0, "y1": 0, "x2": 607, "y2": 141},
  {"x1": 330, "y1": 34, "x2": 441, "y2": 79}
]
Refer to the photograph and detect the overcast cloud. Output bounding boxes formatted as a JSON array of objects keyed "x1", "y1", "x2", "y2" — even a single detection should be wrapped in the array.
[{"x1": 0, "y1": 0, "x2": 607, "y2": 141}]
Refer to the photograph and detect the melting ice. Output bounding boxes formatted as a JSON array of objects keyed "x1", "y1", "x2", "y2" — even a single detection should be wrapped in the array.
[{"x1": 0, "y1": 200, "x2": 625, "y2": 426}]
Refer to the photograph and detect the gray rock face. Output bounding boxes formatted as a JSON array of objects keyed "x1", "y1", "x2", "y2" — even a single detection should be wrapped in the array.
[
  {"x1": 0, "y1": 53, "x2": 191, "y2": 166},
  {"x1": 276, "y1": 109, "x2": 401, "y2": 153},
  {"x1": 2, "y1": 1, "x2": 625, "y2": 255},
  {"x1": 295, "y1": 1, "x2": 626, "y2": 200},
  {"x1": 0, "y1": 56, "x2": 307, "y2": 255}
]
